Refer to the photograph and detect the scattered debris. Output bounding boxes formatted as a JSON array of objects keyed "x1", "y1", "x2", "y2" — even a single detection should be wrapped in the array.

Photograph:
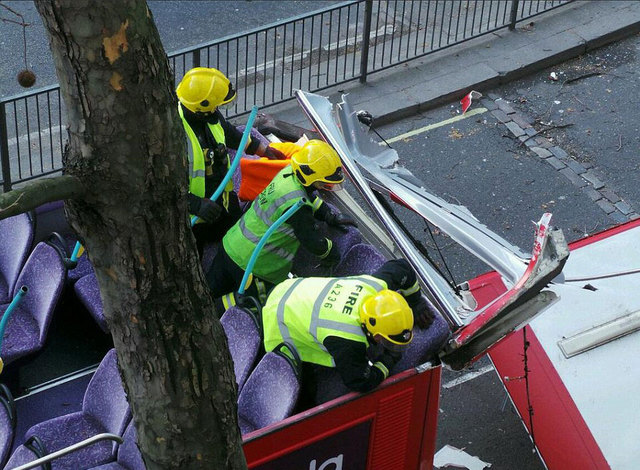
[
  {"x1": 433, "y1": 445, "x2": 492, "y2": 470},
  {"x1": 518, "y1": 123, "x2": 574, "y2": 146},
  {"x1": 549, "y1": 72, "x2": 559, "y2": 81},
  {"x1": 617, "y1": 134, "x2": 622, "y2": 152},
  {"x1": 564, "y1": 71, "x2": 603, "y2": 85},
  {"x1": 460, "y1": 90, "x2": 483, "y2": 114},
  {"x1": 449, "y1": 129, "x2": 464, "y2": 139}
]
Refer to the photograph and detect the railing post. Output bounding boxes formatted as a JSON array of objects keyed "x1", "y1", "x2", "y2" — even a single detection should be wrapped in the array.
[
  {"x1": 359, "y1": 0, "x2": 374, "y2": 83},
  {"x1": 0, "y1": 102, "x2": 13, "y2": 193},
  {"x1": 509, "y1": 0, "x2": 520, "y2": 31},
  {"x1": 193, "y1": 48, "x2": 201, "y2": 68}
]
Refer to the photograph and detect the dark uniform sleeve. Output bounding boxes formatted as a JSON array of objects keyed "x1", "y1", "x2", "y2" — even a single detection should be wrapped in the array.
[
  {"x1": 323, "y1": 336, "x2": 396, "y2": 392},
  {"x1": 217, "y1": 111, "x2": 261, "y2": 155},
  {"x1": 372, "y1": 258, "x2": 421, "y2": 308},
  {"x1": 287, "y1": 206, "x2": 332, "y2": 257}
]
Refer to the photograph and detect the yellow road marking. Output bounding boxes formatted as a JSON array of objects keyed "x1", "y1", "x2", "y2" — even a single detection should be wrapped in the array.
[{"x1": 385, "y1": 107, "x2": 488, "y2": 144}]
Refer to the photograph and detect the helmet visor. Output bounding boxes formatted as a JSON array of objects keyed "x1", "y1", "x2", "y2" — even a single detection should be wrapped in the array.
[
  {"x1": 373, "y1": 330, "x2": 413, "y2": 352},
  {"x1": 324, "y1": 166, "x2": 344, "y2": 183},
  {"x1": 221, "y1": 82, "x2": 236, "y2": 105},
  {"x1": 317, "y1": 182, "x2": 343, "y2": 192}
]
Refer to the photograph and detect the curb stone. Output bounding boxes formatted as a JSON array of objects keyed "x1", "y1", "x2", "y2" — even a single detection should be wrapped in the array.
[{"x1": 489, "y1": 96, "x2": 639, "y2": 225}]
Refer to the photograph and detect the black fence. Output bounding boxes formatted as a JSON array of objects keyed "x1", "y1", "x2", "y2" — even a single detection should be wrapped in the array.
[{"x1": 1, "y1": 0, "x2": 570, "y2": 192}]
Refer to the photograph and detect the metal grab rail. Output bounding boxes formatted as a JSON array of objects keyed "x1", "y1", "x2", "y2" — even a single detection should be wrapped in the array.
[
  {"x1": 12, "y1": 433, "x2": 124, "y2": 470},
  {"x1": 0, "y1": 0, "x2": 572, "y2": 193}
]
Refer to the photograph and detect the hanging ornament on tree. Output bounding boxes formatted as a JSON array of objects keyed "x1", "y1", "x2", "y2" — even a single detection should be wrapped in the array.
[{"x1": 1, "y1": 2, "x2": 37, "y2": 88}]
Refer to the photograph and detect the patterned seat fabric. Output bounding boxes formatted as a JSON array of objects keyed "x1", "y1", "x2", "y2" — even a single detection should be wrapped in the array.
[
  {"x1": 19, "y1": 349, "x2": 131, "y2": 469},
  {"x1": 220, "y1": 306, "x2": 262, "y2": 393},
  {"x1": 0, "y1": 384, "x2": 16, "y2": 468},
  {"x1": 0, "y1": 213, "x2": 34, "y2": 304},
  {"x1": 0, "y1": 242, "x2": 66, "y2": 366},
  {"x1": 74, "y1": 273, "x2": 108, "y2": 333},
  {"x1": 237, "y1": 349, "x2": 300, "y2": 435},
  {"x1": 90, "y1": 421, "x2": 145, "y2": 470}
]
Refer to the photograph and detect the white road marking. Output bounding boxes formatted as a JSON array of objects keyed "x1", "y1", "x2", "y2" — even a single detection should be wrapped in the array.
[
  {"x1": 385, "y1": 107, "x2": 488, "y2": 144},
  {"x1": 442, "y1": 364, "x2": 494, "y2": 389}
]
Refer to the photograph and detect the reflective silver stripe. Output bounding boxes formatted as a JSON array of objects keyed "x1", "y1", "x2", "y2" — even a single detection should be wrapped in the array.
[
  {"x1": 190, "y1": 168, "x2": 205, "y2": 179},
  {"x1": 279, "y1": 225, "x2": 296, "y2": 237},
  {"x1": 309, "y1": 280, "x2": 335, "y2": 340},
  {"x1": 350, "y1": 276, "x2": 386, "y2": 292},
  {"x1": 373, "y1": 361, "x2": 389, "y2": 379},
  {"x1": 277, "y1": 278, "x2": 305, "y2": 348},
  {"x1": 309, "y1": 280, "x2": 365, "y2": 347},
  {"x1": 316, "y1": 318, "x2": 363, "y2": 336},
  {"x1": 255, "y1": 190, "x2": 307, "y2": 221},
  {"x1": 398, "y1": 280, "x2": 420, "y2": 296},
  {"x1": 311, "y1": 197, "x2": 323, "y2": 211},
  {"x1": 250, "y1": 204, "x2": 297, "y2": 242},
  {"x1": 238, "y1": 218, "x2": 296, "y2": 262}
]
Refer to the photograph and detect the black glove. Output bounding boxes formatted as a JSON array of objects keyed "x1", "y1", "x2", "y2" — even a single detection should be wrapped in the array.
[
  {"x1": 263, "y1": 145, "x2": 287, "y2": 160},
  {"x1": 410, "y1": 295, "x2": 435, "y2": 329},
  {"x1": 379, "y1": 350, "x2": 401, "y2": 369},
  {"x1": 319, "y1": 240, "x2": 340, "y2": 267},
  {"x1": 188, "y1": 194, "x2": 222, "y2": 223},
  {"x1": 325, "y1": 212, "x2": 358, "y2": 233}
]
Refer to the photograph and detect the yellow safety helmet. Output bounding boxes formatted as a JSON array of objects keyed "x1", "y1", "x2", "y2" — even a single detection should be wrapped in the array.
[
  {"x1": 290, "y1": 140, "x2": 344, "y2": 187},
  {"x1": 360, "y1": 290, "x2": 414, "y2": 352},
  {"x1": 176, "y1": 67, "x2": 236, "y2": 113}
]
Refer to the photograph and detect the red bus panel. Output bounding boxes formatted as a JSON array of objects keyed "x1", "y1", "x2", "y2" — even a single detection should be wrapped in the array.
[{"x1": 243, "y1": 366, "x2": 442, "y2": 470}]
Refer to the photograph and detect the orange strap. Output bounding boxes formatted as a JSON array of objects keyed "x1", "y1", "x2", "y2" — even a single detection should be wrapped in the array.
[{"x1": 237, "y1": 142, "x2": 301, "y2": 201}]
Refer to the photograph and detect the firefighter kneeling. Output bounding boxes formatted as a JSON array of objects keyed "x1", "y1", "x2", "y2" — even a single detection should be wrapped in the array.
[{"x1": 262, "y1": 259, "x2": 435, "y2": 394}]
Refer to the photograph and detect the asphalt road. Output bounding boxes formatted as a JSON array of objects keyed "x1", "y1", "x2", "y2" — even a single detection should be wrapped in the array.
[
  {"x1": 0, "y1": 0, "x2": 342, "y2": 98},
  {"x1": 373, "y1": 33, "x2": 640, "y2": 470}
]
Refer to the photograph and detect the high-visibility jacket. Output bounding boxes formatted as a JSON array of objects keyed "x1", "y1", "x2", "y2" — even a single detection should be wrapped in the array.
[
  {"x1": 262, "y1": 275, "x2": 388, "y2": 367},
  {"x1": 222, "y1": 167, "x2": 321, "y2": 284},
  {"x1": 178, "y1": 105, "x2": 233, "y2": 212}
]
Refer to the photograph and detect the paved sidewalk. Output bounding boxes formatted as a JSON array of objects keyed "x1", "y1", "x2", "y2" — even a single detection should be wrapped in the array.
[{"x1": 266, "y1": 1, "x2": 640, "y2": 128}]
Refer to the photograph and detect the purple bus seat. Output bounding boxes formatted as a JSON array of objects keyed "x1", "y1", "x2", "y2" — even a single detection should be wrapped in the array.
[
  {"x1": 0, "y1": 213, "x2": 34, "y2": 304},
  {"x1": 0, "y1": 242, "x2": 66, "y2": 366},
  {"x1": 291, "y1": 225, "x2": 362, "y2": 279},
  {"x1": 74, "y1": 273, "x2": 108, "y2": 334},
  {"x1": 220, "y1": 306, "x2": 261, "y2": 393},
  {"x1": 327, "y1": 225, "x2": 362, "y2": 259},
  {"x1": 391, "y1": 311, "x2": 451, "y2": 374},
  {"x1": 333, "y1": 243, "x2": 386, "y2": 277},
  {"x1": 23, "y1": 349, "x2": 131, "y2": 469},
  {"x1": 0, "y1": 384, "x2": 16, "y2": 467},
  {"x1": 237, "y1": 344, "x2": 301, "y2": 435},
  {"x1": 4, "y1": 436, "x2": 49, "y2": 470},
  {"x1": 33, "y1": 200, "x2": 69, "y2": 244},
  {"x1": 90, "y1": 421, "x2": 145, "y2": 470}
]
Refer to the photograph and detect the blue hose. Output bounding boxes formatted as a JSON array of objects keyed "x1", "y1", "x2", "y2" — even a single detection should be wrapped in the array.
[
  {"x1": 0, "y1": 286, "x2": 28, "y2": 370},
  {"x1": 238, "y1": 198, "x2": 306, "y2": 295},
  {"x1": 70, "y1": 241, "x2": 82, "y2": 262},
  {"x1": 191, "y1": 105, "x2": 259, "y2": 226}
]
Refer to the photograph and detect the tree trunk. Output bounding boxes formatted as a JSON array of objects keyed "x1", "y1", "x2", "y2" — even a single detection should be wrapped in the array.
[{"x1": 33, "y1": 1, "x2": 247, "y2": 468}]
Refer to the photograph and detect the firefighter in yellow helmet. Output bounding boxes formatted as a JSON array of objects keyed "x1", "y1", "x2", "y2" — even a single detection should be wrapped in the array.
[
  {"x1": 261, "y1": 259, "x2": 436, "y2": 394},
  {"x1": 206, "y1": 139, "x2": 358, "y2": 308},
  {"x1": 176, "y1": 67, "x2": 286, "y2": 256}
]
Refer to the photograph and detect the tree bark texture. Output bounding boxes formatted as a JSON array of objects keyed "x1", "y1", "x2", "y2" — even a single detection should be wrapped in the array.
[{"x1": 33, "y1": 1, "x2": 247, "y2": 468}]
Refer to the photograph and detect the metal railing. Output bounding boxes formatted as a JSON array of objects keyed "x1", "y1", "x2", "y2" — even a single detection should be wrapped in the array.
[{"x1": 0, "y1": 0, "x2": 571, "y2": 192}]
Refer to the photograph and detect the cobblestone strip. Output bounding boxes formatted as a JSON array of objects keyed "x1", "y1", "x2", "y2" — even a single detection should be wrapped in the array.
[{"x1": 483, "y1": 95, "x2": 639, "y2": 225}]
